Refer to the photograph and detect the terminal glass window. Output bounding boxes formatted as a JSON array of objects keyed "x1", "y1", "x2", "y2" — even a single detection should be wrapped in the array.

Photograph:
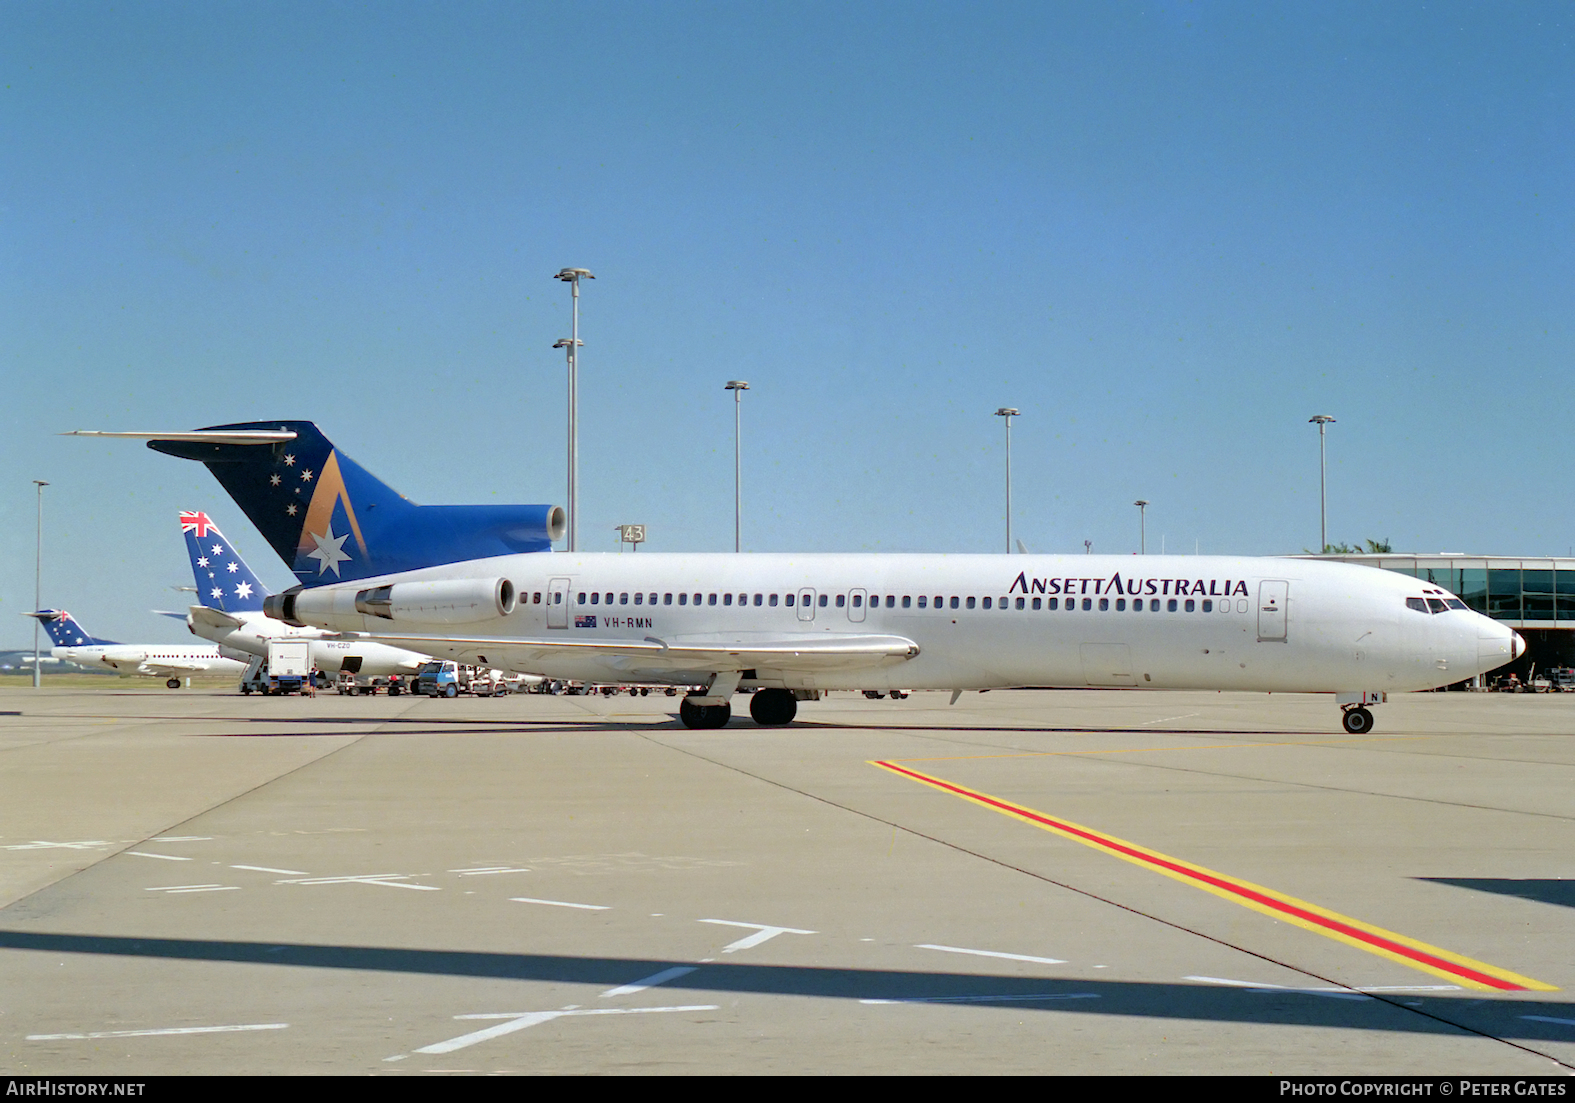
[
  {"x1": 1559, "y1": 571, "x2": 1575, "y2": 622},
  {"x1": 1457, "y1": 569, "x2": 1488, "y2": 613},
  {"x1": 1488, "y1": 568, "x2": 1521, "y2": 620},
  {"x1": 1422, "y1": 565, "x2": 1459, "y2": 595},
  {"x1": 1523, "y1": 570, "x2": 1555, "y2": 621}
]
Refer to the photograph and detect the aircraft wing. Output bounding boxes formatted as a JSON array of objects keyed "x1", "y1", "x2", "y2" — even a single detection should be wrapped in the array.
[
  {"x1": 326, "y1": 631, "x2": 919, "y2": 674},
  {"x1": 136, "y1": 660, "x2": 219, "y2": 676}
]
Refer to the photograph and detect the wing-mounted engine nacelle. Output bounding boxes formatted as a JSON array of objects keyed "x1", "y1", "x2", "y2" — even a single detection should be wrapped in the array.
[{"x1": 264, "y1": 578, "x2": 516, "y2": 629}]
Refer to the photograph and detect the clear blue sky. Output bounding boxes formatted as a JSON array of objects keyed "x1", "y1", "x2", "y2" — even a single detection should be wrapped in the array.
[{"x1": 3, "y1": 1, "x2": 1571, "y2": 644}]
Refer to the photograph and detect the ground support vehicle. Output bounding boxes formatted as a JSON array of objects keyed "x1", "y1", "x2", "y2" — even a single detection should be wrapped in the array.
[
  {"x1": 267, "y1": 641, "x2": 313, "y2": 695},
  {"x1": 335, "y1": 672, "x2": 399, "y2": 696}
]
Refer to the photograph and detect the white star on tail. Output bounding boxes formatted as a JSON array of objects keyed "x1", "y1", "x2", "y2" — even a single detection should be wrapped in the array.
[
  {"x1": 234, "y1": 582, "x2": 253, "y2": 599},
  {"x1": 306, "y1": 524, "x2": 352, "y2": 577}
]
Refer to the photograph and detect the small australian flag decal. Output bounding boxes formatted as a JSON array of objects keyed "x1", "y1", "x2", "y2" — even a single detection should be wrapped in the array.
[{"x1": 574, "y1": 615, "x2": 597, "y2": 628}]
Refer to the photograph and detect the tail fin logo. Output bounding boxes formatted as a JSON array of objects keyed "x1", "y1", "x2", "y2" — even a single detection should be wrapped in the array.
[
  {"x1": 180, "y1": 511, "x2": 216, "y2": 538},
  {"x1": 294, "y1": 451, "x2": 369, "y2": 577}
]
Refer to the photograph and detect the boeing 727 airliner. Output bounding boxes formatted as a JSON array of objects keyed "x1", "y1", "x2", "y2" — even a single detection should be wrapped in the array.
[{"x1": 71, "y1": 422, "x2": 1523, "y2": 729}]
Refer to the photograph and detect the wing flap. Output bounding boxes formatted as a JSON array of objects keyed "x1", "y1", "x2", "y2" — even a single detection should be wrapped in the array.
[{"x1": 328, "y1": 631, "x2": 919, "y2": 673}]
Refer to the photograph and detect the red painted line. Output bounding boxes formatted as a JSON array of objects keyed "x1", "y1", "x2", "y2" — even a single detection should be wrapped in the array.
[{"x1": 875, "y1": 760, "x2": 1528, "y2": 991}]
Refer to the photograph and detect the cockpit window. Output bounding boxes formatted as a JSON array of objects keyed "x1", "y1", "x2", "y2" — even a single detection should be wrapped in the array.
[
  {"x1": 1405, "y1": 597, "x2": 1428, "y2": 613},
  {"x1": 1426, "y1": 598, "x2": 1449, "y2": 614},
  {"x1": 1445, "y1": 598, "x2": 1467, "y2": 610}
]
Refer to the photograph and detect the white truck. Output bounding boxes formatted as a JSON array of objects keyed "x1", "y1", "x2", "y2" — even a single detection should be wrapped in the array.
[{"x1": 267, "y1": 640, "x2": 314, "y2": 695}]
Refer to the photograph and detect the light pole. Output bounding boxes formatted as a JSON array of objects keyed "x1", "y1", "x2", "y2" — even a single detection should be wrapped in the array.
[
  {"x1": 1134, "y1": 500, "x2": 1148, "y2": 554},
  {"x1": 1309, "y1": 415, "x2": 1335, "y2": 553},
  {"x1": 725, "y1": 381, "x2": 749, "y2": 552},
  {"x1": 995, "y1": 408, "x2": 1018, "y2": 553},
  {"x1": 554, "y1": 267, "x2": 594, "y2": 552},
  {"x1": 32, "y1": 480, "x2": 48, "y2": 688}
]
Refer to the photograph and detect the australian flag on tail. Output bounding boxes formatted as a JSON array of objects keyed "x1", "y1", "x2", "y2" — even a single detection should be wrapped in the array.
[
  {"x1": 180, "y1": 511, "x2": 269, "y2": 613},
  {"x1": 28, "y1": 610, "x2": 116, "y2": 647},
  {"x1": 147, "y1": 422, "x2": 565, "y2": 586}
]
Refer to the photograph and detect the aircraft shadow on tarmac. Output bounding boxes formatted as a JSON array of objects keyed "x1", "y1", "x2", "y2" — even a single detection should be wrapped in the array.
[
  {"x1": 61, "y1": 712, "x2": 1329, "y2": 740},
  {"x1": 0, "y1": 930, "x2": 1569, "y2": 1044},
  {"x1": 1420, "y1": 879, "x2": 1575, "y2": 911}
]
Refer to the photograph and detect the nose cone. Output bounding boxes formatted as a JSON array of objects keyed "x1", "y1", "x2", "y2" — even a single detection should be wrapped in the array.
[{"x1": 1475, "y1": 616, "x2": 1521, "y2": 672}]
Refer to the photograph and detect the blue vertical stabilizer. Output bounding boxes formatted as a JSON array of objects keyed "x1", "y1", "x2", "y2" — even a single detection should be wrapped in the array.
[
  {"x1": 180, "y1": 511, "x2": 269, "y2": 613},
  {"x1": 148, "y1": 422, "x2": 565, "y2": 585},
  {"x1": 27, "y1": 611, "x2": 118, "y2": 647}
]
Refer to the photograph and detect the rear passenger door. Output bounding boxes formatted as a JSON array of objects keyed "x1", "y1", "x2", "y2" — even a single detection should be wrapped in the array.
[
  {"x1": 1257, "y1": 580, "x2": 1288, "y2": 641},
  {"x1": 547, "y1": 578, "x2": 570, "y2": 629}
]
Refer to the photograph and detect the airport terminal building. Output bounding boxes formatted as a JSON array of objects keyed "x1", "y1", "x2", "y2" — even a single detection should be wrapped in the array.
[{"x1": 1316, "y1": 554, "x2": 1575, "y2": 680}]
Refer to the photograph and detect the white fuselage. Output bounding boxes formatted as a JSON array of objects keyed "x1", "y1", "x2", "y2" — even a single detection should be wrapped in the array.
[
  {"x1": 186, "y1": 610, "x2": 427, "y2": 676},
  {"x1": 278, "y1": 553, "x2": 1521, "y2": 694},
  {"x1": 51, "y1": 643, "x2": 248, "y2": 679}
]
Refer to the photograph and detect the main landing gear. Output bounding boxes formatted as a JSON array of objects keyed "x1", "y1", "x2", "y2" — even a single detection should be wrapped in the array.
[
  {"x1": 748, "y1": 688, "x2": 797, "y2": 727},
  {"x1": 678, "y1": 688, "x2": 800, "y2": 729},
  {"x1": 678, "y1": 696, "x2": 731, "y2": 730},
  {"x1": 165, "y1": 678, "x2": 181, "y2": 689},
  {"x1": 1341, "y1": 706, "x2": 1374, "y2": 734}
]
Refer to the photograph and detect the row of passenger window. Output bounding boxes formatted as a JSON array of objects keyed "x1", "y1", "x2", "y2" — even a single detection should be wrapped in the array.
[{"x1": 530, "y1": 590, "x2": 1251, "y2": 613}]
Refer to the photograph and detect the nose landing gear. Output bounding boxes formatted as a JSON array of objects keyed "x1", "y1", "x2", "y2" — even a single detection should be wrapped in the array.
[
  {"x1": 1338, "y1": 692, "x2": 1385, "y2": 734},
  {"x1": 1341, "y1": 706, "x2": 1374, "y2": 734}
]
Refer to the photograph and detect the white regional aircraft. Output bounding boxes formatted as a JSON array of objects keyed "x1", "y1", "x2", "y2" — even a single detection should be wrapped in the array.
[
  {"x1": 76, "y1": 421, "x2": 1523, "y2": 731},
  {"x1": 263, "y1": 553, "x2": 1524, "y2": 732},
  {"x1": 26, "y1": 609, "x2": 248, "y2": 687},
  {"x1": 177, "y1": 510, "x2": 428, "y2": 685}
]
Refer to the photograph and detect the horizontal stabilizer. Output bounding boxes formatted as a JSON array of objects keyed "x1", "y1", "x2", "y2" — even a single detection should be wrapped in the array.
[
  {"x1": 187, "y1": 605, "x2": 244, "y2": 631},
  {"x1": 64, "y1": 430, "x2": 297, "y2": 445}
]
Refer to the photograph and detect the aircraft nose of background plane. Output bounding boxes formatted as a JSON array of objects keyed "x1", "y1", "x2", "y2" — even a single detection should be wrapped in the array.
[{"x1": 1476, "y1": 615, "x2": 1522, "y2": 672}]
